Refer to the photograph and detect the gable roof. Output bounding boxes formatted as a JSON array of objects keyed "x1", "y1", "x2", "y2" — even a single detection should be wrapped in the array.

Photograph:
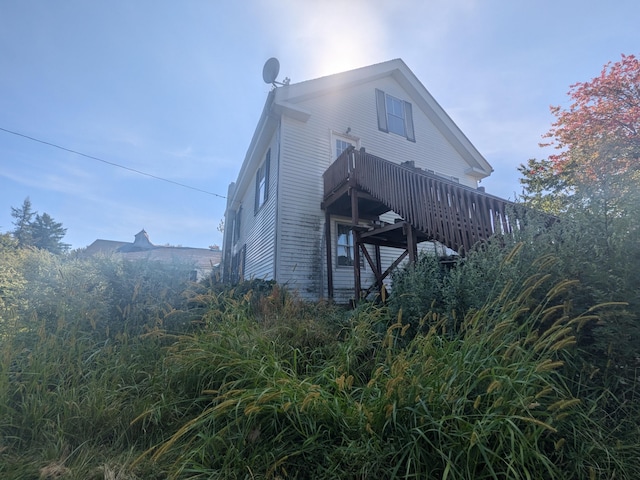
[
  {"x1": 228, "y1": 59, "x2": 493, "y2": 209},
  {"x1": 83, "y1": 239, "x2": 128, "y2": 255},
  {"x1": 83, "y1": 231, "x2": 222, "y2": 270}
]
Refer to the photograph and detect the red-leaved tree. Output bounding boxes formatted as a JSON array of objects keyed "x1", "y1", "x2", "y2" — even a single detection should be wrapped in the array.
[
  {"x1": 519, "y1": 55, "x2": 640, "y2": 396},
  {"x1": 544, "y1": 53, "x2": 640, "y2": 182},
  {"x1": 520, "y1": 54, "x2": 640, "y2": 213}
]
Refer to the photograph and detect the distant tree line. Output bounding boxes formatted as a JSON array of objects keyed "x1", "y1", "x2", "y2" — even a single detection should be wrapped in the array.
[{"x1": 7, "y1": 197, "x2": 70, "y2": 254}]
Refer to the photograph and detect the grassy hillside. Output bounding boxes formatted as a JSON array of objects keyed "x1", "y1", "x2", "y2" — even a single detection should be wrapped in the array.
[{"x1": 1, "y1": 234, "x2": 639, "y2": 478}]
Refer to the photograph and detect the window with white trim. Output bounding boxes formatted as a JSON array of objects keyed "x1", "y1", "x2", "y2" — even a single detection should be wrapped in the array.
[
  {"x1": 375, "y1": 89, "x2": 415, "y2": 142},
  {"x1": 331, "y1": 131, "x2": 359, "y2": 160},
  {"x1": 336, "y1": 224, "x2": 364, "y2": 267},
  {"x1": 232, "y1": 206, "x2": 242, "y2": 245},
  {"x1": 336, "y1": 138, "x2": 352, "y2": 158},
  {"x1": 386, "y1": 95, "x2": 406, "y2": 136},
  {"x1": 337, "y1": 224, "x2": 355, "y2": 266},
  {"x1": 254, "y1": 149, "x2": 270, "y2": 213}
]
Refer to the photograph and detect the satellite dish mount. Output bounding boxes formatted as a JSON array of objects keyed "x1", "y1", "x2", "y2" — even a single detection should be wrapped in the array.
[{"x1": 262, "y1": 57, "x2": 290, "y2": 87}]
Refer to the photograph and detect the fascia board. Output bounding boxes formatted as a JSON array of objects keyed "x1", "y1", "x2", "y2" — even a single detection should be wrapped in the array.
[
  {"x1": 275, "y1": 59, "x2": 404, "y2": 105},
  {"x1": 229, "y1": 90, "x2": 278, "y2": 208},
  {"x1": 465, "y1": 166, "x2": 491, "y2": 179},
  {"x1": 273, "y1": 59, "x2": 493, "y2": 178},
  {"x1": 228, "y1": 92, "x2": 310, "y2": 211},
  {"x1": 271, "y1": 100, "x2": 311, "y2": 122}
]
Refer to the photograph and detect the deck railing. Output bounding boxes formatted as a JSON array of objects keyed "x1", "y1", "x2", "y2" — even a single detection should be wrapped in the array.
[
  {"x1": 323, "y1": 147, "x2": 353, "y2": 196},
  {"x1": 324, "y1": 148, "x2": 526, "y2": 253}
]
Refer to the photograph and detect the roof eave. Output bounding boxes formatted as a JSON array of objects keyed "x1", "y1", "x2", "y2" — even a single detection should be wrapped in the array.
[
  {"x1": 228, "y1": 89, "x2": 278, "y2": 210},
  {"x1": 390, "y1": 65, "x2": 494, "y2": 177}
]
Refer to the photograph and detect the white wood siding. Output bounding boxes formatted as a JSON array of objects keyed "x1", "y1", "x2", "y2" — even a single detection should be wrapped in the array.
[
  {"x1": 274, "y1": 75, "x2": 477, "y2": 300},
  {"x1": 275, "y1": 115, "x2": 326, "y2": 298},
  {"x1": 233, "y1": 135, "x2": 278, "y2": 281},
  {"x1": 316, "y1": 76, "x2": 480, "y2": 187}
]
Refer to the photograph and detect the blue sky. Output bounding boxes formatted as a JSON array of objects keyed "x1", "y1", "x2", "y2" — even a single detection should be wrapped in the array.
[{"x1": 1, "y1": 1, "x2": 638, "y2": 250}]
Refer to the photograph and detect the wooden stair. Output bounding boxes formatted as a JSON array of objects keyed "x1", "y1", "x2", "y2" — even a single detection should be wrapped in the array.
[{"x1": 322, "y1": 147, "x2": 538, "y2": 299}]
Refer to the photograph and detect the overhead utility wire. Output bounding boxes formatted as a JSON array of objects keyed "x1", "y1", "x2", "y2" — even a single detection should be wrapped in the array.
[{"x1": 0, "y1": 126, "x2": 226, "y2": 199}]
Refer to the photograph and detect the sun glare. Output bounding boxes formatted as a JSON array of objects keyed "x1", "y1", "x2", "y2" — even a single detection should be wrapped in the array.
[{"x1": 266, "y1": 0, "x2": 391, "y2": 80}]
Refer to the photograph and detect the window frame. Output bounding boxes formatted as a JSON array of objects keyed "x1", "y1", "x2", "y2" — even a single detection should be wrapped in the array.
[
  {"x1": 331, "y1": 131, "x2": 360, "y2": 160},
  {"x1": 385, "y1": 94, "x2": 406, "y2": 136},
  {"x1": 375, "y1": 89, "x2": 416, "y2": 142},
  {"x1": 254, "y1": 149, "x2": 271, "y2": 214},
  {"x1": 230, "y1": 244, "x2": 246, "y2": 284},
  {"x1": 336, "y1": 223, "x2": 364, "y2": 268},
  {"x1": 232, "y1": 206, "x2": 242, "y2": 245}
]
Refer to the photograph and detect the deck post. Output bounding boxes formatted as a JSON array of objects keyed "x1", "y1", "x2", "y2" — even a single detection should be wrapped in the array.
[
  {"x1": 325, "y1": 211, "x2": 333, "y2": 299},
  {"x1": 354, "y1": 230, "x2": 362, "y2": 301},
  {"x1": 349, "y1": 188, "x2": 359, "y2": 225},
  {"x1": 405, "y1": 222, "x2": 418, "y2": 264},
  {"x1": 349, "y1": 187, "x2": 362, "y2": 301}
]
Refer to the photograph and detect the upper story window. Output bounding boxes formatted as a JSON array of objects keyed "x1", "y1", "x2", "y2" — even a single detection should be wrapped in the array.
[
  {"x1": 375, "y1": 89, "x2": 415, "y2": 142},
  {"x1": 386, "y1": 95, "x2": 406, "y2": 136},
  {"x1": 254, "y1": 149, "x2": 271, "y2": 214},
  {"x1": 331, "y1": 131, "x2": 360, "y2": 160},
  {"x1": 336, "y1": 139, "x2": 352, "y2": 158},
  {"x1": 232, "y1": 206, "x2": 242, "y2": 245}
]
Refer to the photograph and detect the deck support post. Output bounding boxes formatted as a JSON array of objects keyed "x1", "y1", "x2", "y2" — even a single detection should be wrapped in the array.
[
  {"x1": 349, "y1": 187, "x2": 362, "y2": 301},
  {"x1": 325, "y1": 211, "x2": 334, "y2": 299},
  {"x1": 374, "y1": 245, "x2": 382, "y2": 292},
  {"x1": 354, "y1": 231, "x2": 362, "y2": 301},
  {"x1": 405, "y1": 222, "x2": 418, "y2": 264},
  {"x1": 349, "y1": 188, "x2": 359, "y2": 225}
]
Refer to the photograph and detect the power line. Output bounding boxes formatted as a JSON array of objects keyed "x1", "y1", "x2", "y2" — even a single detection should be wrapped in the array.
[{"x1": 0, "y1": 126, "x2": 226, "y2": 199}]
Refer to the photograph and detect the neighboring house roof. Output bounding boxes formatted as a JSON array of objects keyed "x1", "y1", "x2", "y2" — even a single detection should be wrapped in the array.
[
  {"x1": 118, "y1": 228, "x2": 154, "y2": 252},
  {"x1": 83, "y1": 239, "x2": 128, "y2": 255},
  {"x1": 84, "y1": 230, "x2": 222, "y2": 274},
  {"x1": 228, "y1": 58, "x2": 493, "y2": 209}
]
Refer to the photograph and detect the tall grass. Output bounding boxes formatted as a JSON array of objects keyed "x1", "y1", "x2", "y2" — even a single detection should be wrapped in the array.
[
  {"x1": 0, "y1": 253, "x2": 197, "y2": 479},
  {"x1": 0, "y1": 312, "x2": 170, "y2": 478},
  {"x1": 139, "y1": 260, "x2": 619, "y2": 479},
  {"x1": 1, "y1": 249, "x2": 638, "y2": 478}
]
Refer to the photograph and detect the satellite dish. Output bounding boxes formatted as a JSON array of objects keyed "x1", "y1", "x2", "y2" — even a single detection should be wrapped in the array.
[{"x1": 262, "y1": 57, "x2": 280, "y2": 85}]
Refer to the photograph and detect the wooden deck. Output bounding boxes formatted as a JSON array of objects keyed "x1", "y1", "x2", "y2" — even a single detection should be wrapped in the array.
[{"x1": 322, "y1": 147, "x2": 529, "y2": 299}]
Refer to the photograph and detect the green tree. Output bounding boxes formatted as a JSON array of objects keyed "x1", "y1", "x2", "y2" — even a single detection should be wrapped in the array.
[
  {"x1": 10, "y1": 197, "x2": 35, "y2": 247},
  {"x1": 517, "y1": 158, "x2": 570, "y2": 215},
  {"x1": 9, "y1": 198, "x2": 70, "y2": 254},
  {"x1": 31, "y1": 212, "x2": 70, "y2": 254}
]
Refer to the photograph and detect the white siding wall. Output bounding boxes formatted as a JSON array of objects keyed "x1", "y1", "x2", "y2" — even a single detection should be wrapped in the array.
[
  {"x1": 366, "y1": 76, "x2": 479, "y2": 187},
  {"x1": 275, "y1": 76, "x2": 479, "y2": 300},
  {"x1": 233, "y1": 135, "x2": 279, "y2": 281},
  {"x1": 275, "y1": 115, "x2": 326, "y2": 298}
]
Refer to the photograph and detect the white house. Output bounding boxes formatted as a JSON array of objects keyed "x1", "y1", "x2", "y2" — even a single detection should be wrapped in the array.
[{"x1": 222, "y1": 59, "x2": 512, "y2": 302}]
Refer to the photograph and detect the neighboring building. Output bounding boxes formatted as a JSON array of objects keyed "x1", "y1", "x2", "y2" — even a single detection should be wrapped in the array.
[
  {"x1": 85, "y1": 230, "x2": 221, "y2": 280},
  {"x1": 222, "y1": 59, "x2": 515, "y2": 302}
]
